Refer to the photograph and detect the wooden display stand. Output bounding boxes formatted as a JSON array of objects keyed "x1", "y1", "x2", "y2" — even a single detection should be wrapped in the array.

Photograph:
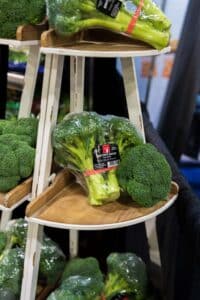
[
  {"x1": 0, "y1": 24, "x2": 47, "y2": 228},
  {"x1": 19, "y1": 32, "x2": 176, "y2": 300}
]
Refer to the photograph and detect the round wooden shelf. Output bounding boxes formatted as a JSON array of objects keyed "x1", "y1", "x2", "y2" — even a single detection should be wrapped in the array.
[
  {"x1": 40, "y1": 44, "x2": 170, "y2": 58},
  {"x1": 26, "y1": 171, "x2": 179, "y2": 231}
]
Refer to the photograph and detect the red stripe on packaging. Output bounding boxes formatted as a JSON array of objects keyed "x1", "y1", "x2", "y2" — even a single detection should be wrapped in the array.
[
  {"x1": 126, "y1": 0, "x2": 144, "y2": 34},
  {"x1": 84, "y1": 166, "x2": 117, "y2": 177}
]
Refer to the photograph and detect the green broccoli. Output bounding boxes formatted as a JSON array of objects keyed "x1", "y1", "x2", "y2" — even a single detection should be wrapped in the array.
[
  {"x1": 0, "y1": 248, "x2": 24, "y2": 297},
  {"x1": 7, "y1": 218, "x2": 66, "y2": 285},
  {"x1": 48, "y1": 275, "x2": 104, "y2": 300},
  {"x1": 0, "y1": 288, "x2": 17, "y2": 300},
  {"x1": 47, "y1": 0, "x2": 171, "y2": 50},
  {"x1": 0, "y1": 117, "x2": 38, "y2": 147},
  {"x1": 117, "y1": 143, "x2": 172, "y2": 207},
  {"x1": 106, "y1": 115, "x2": 144, "y2": 156},
  {"x1": 47, "y1": 257, "x2": 105, "y2": 299},
  {"x1": 52, "y1": 111, "x2": 121, "y2": 205},
  {"x1": 0, "y1": 140, "x2": 35, "y2": 192},
  {"x1": 0, "y1": 0, "x2": 46, "y2": 38},
  {"x1": 104, "y1": 252, "x2": 148, "y2": 300},
  {"x1": 61, "y1": 257, "x2": 104, "y2": 282}
]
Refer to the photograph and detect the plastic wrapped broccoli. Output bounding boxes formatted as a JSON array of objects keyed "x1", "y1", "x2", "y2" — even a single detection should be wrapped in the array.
[{"x1": 46, "y1": 0, "x2": 171, "y2": 49}]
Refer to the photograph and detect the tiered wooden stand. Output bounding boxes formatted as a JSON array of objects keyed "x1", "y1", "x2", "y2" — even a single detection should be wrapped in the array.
[
  {"x1": 19, "y1": 30, "x2": 178, "y2": 300},
  {"x1": 0, "y1": 24, "x2": 47, "y2": 228}
]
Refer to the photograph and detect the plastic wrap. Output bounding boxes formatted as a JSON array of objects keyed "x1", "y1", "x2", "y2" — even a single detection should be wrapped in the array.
[
  {"x1": 0, "y1": 0, "x2": 46, "y2": 39},
  {"x1": 52, "y1": 112, "x2": 143, "y2": 206},
  {"x1": 46, "y1": 0, "x2": 171, "y2": 49}
]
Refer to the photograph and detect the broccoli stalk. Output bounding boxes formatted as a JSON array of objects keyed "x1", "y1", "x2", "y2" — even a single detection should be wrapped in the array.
[
  {"x1": 104, "y1": 253, "x2": 148, "y2": 300},
  {"x1": 53, "y1": 112, "x2": 121, "y2": 206},
  {"x1": 48, "y1": 0, "x2": 171, "y2": 50}
]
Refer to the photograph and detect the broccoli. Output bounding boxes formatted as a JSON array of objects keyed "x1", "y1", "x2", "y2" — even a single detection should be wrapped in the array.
[
  {"x1": 0, "y1": 248, "x2": 24, "y2": 297},
  {"x1": 0, "y1": 0, "x2": 46, "y2": 38},
  {"x1": 7, "y1": 218, "x2": 66, "y2": 285},
  {"x1": 47, "y1": 0, "x2": 171, "y2": 50},
  {"x1": 104, "y1": 252, "x2": 148, "y2": 300},
  {"x1": 47, "y1": 257, "x2": 104, "y2": 300},
  {"x1": 106, "y1": 115, "x2": 143, "y2": 156},
  {"x1": 0, "y1": 288, "x2": 17, "y2": 300},
  {"x1": 47, "y1": 275, "x2": 104, "y2": 300},
  {"x1": 61, "y1": 257, "x2": 104, "y2": 282},
  {"x1": 0, "y1": 117, "x2": 38, "y2": 147},
  {"x1": 0, "y1": 140, "x2": 35, "y2": 192},
  {"x1": 52, "y1": 111, "x2": 121, "y2": 205},
  {"x1": 117, "y1": 143, "x2": 172, "y2": 207}
]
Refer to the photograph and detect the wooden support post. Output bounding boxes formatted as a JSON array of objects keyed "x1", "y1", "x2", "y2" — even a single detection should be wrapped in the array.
[
  {"x1": 20, "y1": 223, "x2": 44, "y2": 300},
  {"x1": 0, "y1": 210, "x2": 12, "y2": 230},
  {"x1": 121, "y1": 57, "x2": 161, "y2": 266},
  {"x1": 18, "y1": 45, "x2": 40, "y2": 118}
]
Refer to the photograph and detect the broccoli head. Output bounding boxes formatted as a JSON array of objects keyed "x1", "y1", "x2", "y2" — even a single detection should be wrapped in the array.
[
  {"x1": 48, "y1": 275, "x2": 104, "y2": 300},
  {"x1": 0, "y1": 139, "x2": 35, "y2": 192},
  {"x1": 104, "y1": 252, "x2": 148, "y2": 300},
  {"x1": 105, "y1": 115, "x2": 144, "y2": 155},
  {"x1": 48, "y1": 257, "x2": 105, "y2": 299},
  {"x1": 0, "y1": 232, "x2": 8, "y2": 254},
  {"x1": 0, "y1": 248, "x2": 24, "y2": 297},
  {"x1": 53, "y1": 112, "x2": 120, "y2": 205},
  {"x1": 61, "y1": 256, "x2": 103, "y2": 282},
  {"x1": 117, "y1": 143, "x2": 172, "y2": 207},
  {"x1": 0, "y1": 117, "x2": 38, "y2": 147},
  {"x1": 0, "y1": 0, "x2": 46, "y2": 38},
  {"x1": 7, "y1": 218, "x2": 66, "y2": 285}
]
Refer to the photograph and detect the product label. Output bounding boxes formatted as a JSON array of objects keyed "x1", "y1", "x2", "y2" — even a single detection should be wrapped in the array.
[
  {"x1": 93, "y1": 143, "x2": 120, "y2": 170},
  {"x1": 96, "y1": 0, "x2": 122, "y2": 18}
]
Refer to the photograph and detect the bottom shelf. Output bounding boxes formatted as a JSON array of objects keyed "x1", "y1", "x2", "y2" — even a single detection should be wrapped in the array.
[{"x1": 26, "y1": 170, "x2": 179, "y2": 230}]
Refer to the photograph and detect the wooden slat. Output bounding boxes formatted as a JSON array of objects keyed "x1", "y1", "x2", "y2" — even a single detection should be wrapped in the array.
[
  {"x1": 16, "y1": 21, "x2": 48, "y2": 41},
  {"x1": 0, "y1": 177, "x2": 32, "y2": 208}
]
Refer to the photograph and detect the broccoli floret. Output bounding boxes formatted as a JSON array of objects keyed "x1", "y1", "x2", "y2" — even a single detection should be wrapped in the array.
[
  {"x1": 48, "y1": 275, "x2": 104, "y2": 300},
  {"x1": 0, "y1": 144, "x2": 19, "y2": 177},
  {"x1": 117, "y1": 143, "x2": 172, "y2": 207},
  {"x1": 106, "y1": 115, "x2": 144, "y2": 156},
  {"x1": 1, "y1": 118, "x2": 38, "y2": 147},
  {"x1": 53, "y1": 112, "x2": 120, "y2": 205},
  {"x1": 104, "y1": 252, "x2": 148, "y2": 300},
  {"x1": 0, "y1": 176, "x2": 21, "y2": 193},
  {"x1": 7, "y1": 218, "x2": 66, "y2": 285},
  {"x1": 0, "y1": 248, "x2": 24, "y2": 297},
  {"x1": 0, "y1": 0, "x2": 46, "y2": 38},
  {"x1": 0, "y1": 133, "x2": 32, "y2": 146},
  {"x1": 47, "y1": 0, "x2": 171, "y2": 50},
  {"x1": 39, "y1": 237, "x2": 66, "y2": 285},
  {"x1": 61, "y1": 257, "x2": 103, "y2": 282}
]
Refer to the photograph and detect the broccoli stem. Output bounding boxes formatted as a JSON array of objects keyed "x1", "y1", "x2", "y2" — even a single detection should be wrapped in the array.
[
  {"x1": 104, "y1": 273, "x2": 131, "y2": 300},
  {"x1": 85, "y1": 172, "x2": 120, "y2": 205},
  {"x1": 132, "y1": 0, "x2": 171, "y2": 31}
]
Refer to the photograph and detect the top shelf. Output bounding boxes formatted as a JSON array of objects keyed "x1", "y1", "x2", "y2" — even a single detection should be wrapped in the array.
[{"x1": 40, "y1": 43, "x2": 170, "y2": 58}]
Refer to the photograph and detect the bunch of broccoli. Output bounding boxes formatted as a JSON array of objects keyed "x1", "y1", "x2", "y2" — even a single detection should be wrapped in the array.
[
  {"x1": 47, "y1": 0, "x2": 171, "y2": 49},
  {"x1": 52, "y1": 111, "x2": 143, "y2": 205},
  {"x1": 116, "y1": 143, "x2": 172, "y2": 207},
  {"x1": 48, "y1": 257, "x2": 104, "y2": 300},
  {"x1": 47, "y1": 252, "x2": 153, "y2": 300},
  {"x1": 0, "y1": 117, "x2": 38, "y2": 193},
  {"x1": 0, "y1": 218, "x2": 66, "y2": 298},
  {"x1": 0, "y1": 0, "x2": 46, "y2": 38}
]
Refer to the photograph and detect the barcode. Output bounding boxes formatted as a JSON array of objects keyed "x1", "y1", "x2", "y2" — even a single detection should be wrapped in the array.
[{"x1": 107, "y1": 160, "x2": 119, "y2": 167}]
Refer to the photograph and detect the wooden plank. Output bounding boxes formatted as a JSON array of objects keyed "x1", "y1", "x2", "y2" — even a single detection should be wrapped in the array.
[
  {"x1": 18, "y1": 45, "x2": 40, "y2": 118},
  {"x1": 0, "y1": 177, "x2": 32, "y2": 208},
  {"x1": 16, "y1": 22, "x2": 48, "y2": 41}
]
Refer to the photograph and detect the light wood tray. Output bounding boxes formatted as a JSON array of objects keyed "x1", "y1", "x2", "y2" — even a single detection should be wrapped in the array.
[
  {"x1": 0, "y1": 177, "x2": 32, "y2": 208},
  {"x1": 26, "y1": 170, "x2": 179, "y2": 230},
  {"x1": 40, "y1": 28, "x2": 170, "y2": 58}
]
